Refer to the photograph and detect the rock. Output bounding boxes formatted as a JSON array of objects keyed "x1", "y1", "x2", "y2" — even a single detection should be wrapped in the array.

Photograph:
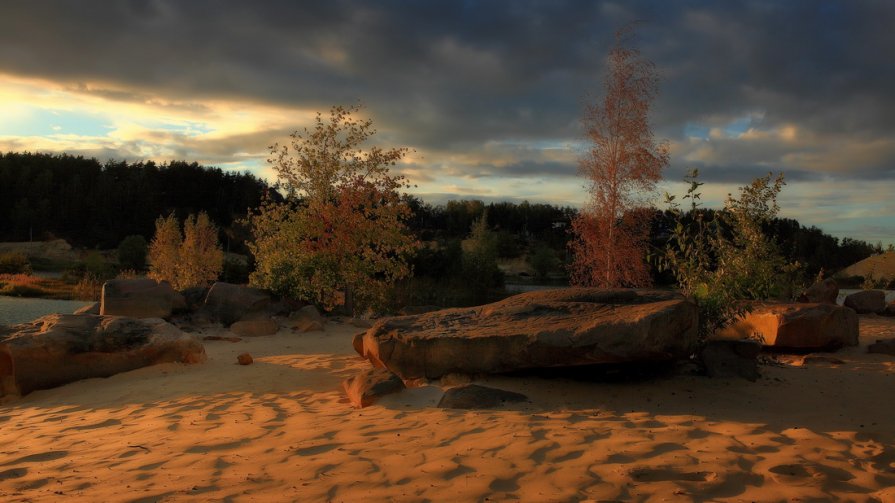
[
  {"x1": 203, "y1": 282, "x2": 272, "y2": 326},
  {"x1": 868, "y1": 339, "x2": 895, "y2": 356},
  {"x1": 237, "y1": 353, "x2": 253, "y2": 365},
  {"x1": 398, "y1": 305, "x2": 442, "y2": 316},
  {"x1": 180, "y1": 287, "x2": 209, "y2": 311},
  {"x1": 437, "y1": 384, "x2": 528, "y2": 409},
  {"x1": 74, "y1": 302, "x2": 100, "y2": 315},
  {"x1": 100, "y1": 279, "x2": 177, "y2": 319},
  {"x1": 884, "y1": 302, "x2": 895, "y2": 317},
  {"x1": 800, "y1": 354, "x2": 845, "y2": 365},
  {"x1": 700, "y1": 339, "x2": 761, "y2": 381},
  {"x1": 844, "y1": 290, "x2": 887, "y2": 314},
  {"x1": 230, "y1": 319, "x2": 279, "y2": 337},
  {"x1": 798, "y1": 278, "x2": 838, "y2": 304},
  {"x1": 286, "y1": 305, "x2": 325, "y2": 332},
  {"x1": 0, "y1": 314, "x2": 206, "y2": 397},
  {"x1": 360, "y1": 288, "x2": 698, "y2": 380},
  {"x1": 342, "y1": 367, "x2": 405, "y2": 408},
  {"x1": 171, "y1": 292, "x2": 188, "y2": 313},
  {"x1": 203, "y1": 335, "x2": 242, "y2": 343},
  {"x1": 352, "y1": 331, "x2": 365, "y2": 356},
  {"x1": 717, "y1": 303, "x2": 858, "y2": 350}
]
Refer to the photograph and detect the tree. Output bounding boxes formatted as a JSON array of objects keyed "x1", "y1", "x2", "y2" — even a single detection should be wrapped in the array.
[
  {"x1": 117, "y1": 235, "x2": 148, "y2": 270},
  {"x1": 179, "y1": 212, "x2": 224, "y2": 289},
  {"x1": 148, "y1": 214, "x2": 182, "y2": 285},
  {"x1": 148, "y1": 212, "x2": 223, "y2": 290},
  {"x1": 460, "y1": 211, "x2": 504, "y2": 303},
  {"x1": 569, "y1": 27, "x2": 669, "y2": 287},
  {"x1": 247, "y1": 105, "x2": 418, "y2": 313}
]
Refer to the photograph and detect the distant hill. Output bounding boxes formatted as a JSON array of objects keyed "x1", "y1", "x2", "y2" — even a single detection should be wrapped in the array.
[{"x1": 838, "y1": 252, "x2": 895, "y2": 280}]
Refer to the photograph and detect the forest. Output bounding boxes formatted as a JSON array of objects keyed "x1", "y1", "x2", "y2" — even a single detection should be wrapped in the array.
[{"x1": 0, "y1": 151, "x2": 884, "y2": 287}]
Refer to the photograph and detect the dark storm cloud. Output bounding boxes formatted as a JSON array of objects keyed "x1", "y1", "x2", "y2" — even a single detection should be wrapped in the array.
[{"x1": 1, "y1": 0, "x2": 894, "y2": 183}]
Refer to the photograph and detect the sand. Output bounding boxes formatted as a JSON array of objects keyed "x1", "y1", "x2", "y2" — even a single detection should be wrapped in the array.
[
  {"x1": 840, "y1": 251, "x2": 895, "y2": 281},
  {"x1": 1, "y1": 316, "x2": 894, "y2": 502}
]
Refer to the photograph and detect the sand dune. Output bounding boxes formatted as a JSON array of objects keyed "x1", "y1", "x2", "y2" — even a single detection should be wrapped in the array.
[{"x1": 1, "y1": 317, "x2": 894, "y2": 502}]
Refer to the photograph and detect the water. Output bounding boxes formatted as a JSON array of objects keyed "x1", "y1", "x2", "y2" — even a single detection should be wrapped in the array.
[{"x1": 0, "y1": 296, "x2": 92, "y2": 326}]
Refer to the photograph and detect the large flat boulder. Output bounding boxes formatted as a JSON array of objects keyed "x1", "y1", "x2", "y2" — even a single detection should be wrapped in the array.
[
  {"x1": 716, "y1": 303, "x2": 858, "y2": 350},
  {"x1": 0, "y1": 314, "x2": 206, "y2": 397},
  {"x1": 360, "y1": 289, "x2": 698, "y2": 380},
  {"x1": 100, "y1": 279, "x2": 177, "y2": 319},
  {"x1": 844, "y1": 290, "x2": 886, "y2": 314},
  {"x1": 203, "y1": 282, "x2": 272, "y2": 326}
]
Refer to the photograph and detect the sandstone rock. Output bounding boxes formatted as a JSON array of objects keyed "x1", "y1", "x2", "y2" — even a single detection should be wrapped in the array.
[
  {"x1": 203, "y1": 335, "x2": 242, "y2": 343},
  {"x1": 437, "y1": 384, "x2": 528, "y2": 409},
  {"x1": 286, "y1": 305, "x2": 325, "y2": 332},
  {"x1": 884, "y1": 302, "x2": 895, "y2": 317},
  {"x1": 180, "y1": 286, "x2": 209, "y2": 311},
  {"x1": 74, "y1": 302, "x2": 100, "y2": 315},
  {"x1": 342, "y1": 367, "x2": 405, "y2": 408},
  {"x1": 100, "y1": 279, "x2": 177, "y2": 319},
  {"x1": 0, "y1": 314, "x2": 206, "y2": 397},
  {"x1": 868, "y1": 339, "x2": 895, "y2": 356},
  {"x1": 798, "y1": 278, "x2": 838, "y2": 304},
  {"x1": 717, "y1": 303, "x2": 858, "y2": 350},
  {"x1": 171, "y1": 292, "x2": 188, "y2": 313},
  {"x1": 700, "y1": 339, "x2": 761, "y2": 381},
  {"x1": 398, "y1": 305, "x2": 442, "y2": 316},
  {"x1": 230, "y1": 319, "x2": 279, "y2": 337},
  {"x1": 800, "y1": 354, "x2": 845, "y2": 365},
  {"x1": 237, "y1": 353, "x2": 253, "y2": 365},
  {"x1": 360, "y1": 288, "x2": 698, "y2": 380},
  {"x1": 203, "y1": 282, "x2": 272, "y2": 326},
  {"x1": 352, "y1": 331, "x2": 365, "y2": 356},
  {"x1": 844, "y1": 290, "x2": 887, "y2": 314}
]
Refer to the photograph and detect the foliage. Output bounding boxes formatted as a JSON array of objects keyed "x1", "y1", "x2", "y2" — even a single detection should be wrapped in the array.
[
  {"x1": 83, "y1": 250, "x2": 116, "y2": 280},
  {"x1": 247, "y1": 105, "x2": 418, "y2": 314},
  {"x1": 0, "y1": 252, "x2": 31, "y2": 274},
  {"x1": 528, "y1": 242, "x2": 560, "y2": 280},
  {"x1": 0, "y1": 273, "x2": 77, "y2": 299},
  {"x1": 149, "y1": 212, "x2": 223, "y2": 290},
  {"x1": 0, "y1": 152, "x2": 269, "y2": 249},
  {"x1": 221, "y1": 257, "x2": 251, "y2": 284},
  {"x1": 570, "y1": 28, "x2": 669, "y2": 287},
  {"x1": 658, "y1": 170, "x2": 801, "y2": 340},
  {"x1": 461, "y1": 212, "x2": 504, "y2": 304},
  {"x1": 117, "y1": 235, "x2": 148, "y2": 271}
]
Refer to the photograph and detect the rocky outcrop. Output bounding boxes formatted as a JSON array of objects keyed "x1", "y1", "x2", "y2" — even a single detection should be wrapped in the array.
[
  {"x1": 360, "y1": 288, "x2": 699, "y2": 380},
  {"x1": 230, "y1": 319, "x2": 279, "y2": 337},
  {"x1": 716, "y1": 303, "x2": 858, "y2": 350},
  {"x1": 342, "y1": 367, "x2": 405, "y2": 408},
  {"x1": 699, "y1": 339, "x2": 761, "y2": 381},
  {"x1": 437, "y1": 384, "x2": 528, "y2": 409},
  {"x1": 100, "y1": 279, "x2": 177, "y2": 319},
  {"x1": 844, "y1": 290, "x2": 887, "y2": 314},
  {"x1": 285, "y1": 306, "x2": 325, "y2": 332},
  {"x1": 203, "y1": 282, "x2": 272, "y2": 326},
  {"x1": 798, "y1": 278, "x2": 838, "y2": 304},
  {"x1": 0, "y1": 314, "x2": 205, "y2": 397}
]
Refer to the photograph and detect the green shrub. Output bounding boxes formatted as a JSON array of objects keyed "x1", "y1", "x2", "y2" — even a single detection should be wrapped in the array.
[
  {"x1": 528, "y1": 243, "x2": 560, "y2": 280},
  {"x1": 0, "y1": 252, "x2": 32, "y2": 274},
  {"x1": 117, "y1": 235, "x2": 148, "y2": 271}
]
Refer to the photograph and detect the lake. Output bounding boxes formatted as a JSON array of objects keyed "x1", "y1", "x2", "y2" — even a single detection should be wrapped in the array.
[{"x1": 0, "y1": 296, "x2": 92, "y2": 326}]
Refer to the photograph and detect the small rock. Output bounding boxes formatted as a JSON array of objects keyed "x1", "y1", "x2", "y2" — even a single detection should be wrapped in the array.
[
  {"x1": 800, "y1": 354, "x2": 846, "y2": 365},
  {"x1": 230, "y1": 319, "x2": 279, "y2": 337},
  {"x1": 437, "y1": 384, "x2": 528, "y2": 410},
  {"x1": 868, "y1": 339, "x2": 895, "y2": 356},
  {"x1": 342, "y1": 368, "x2": 405, "y2": 408},
  {"x1": 883, "y1": 302, "x2": 895, "y2": 317},
  {"x1": 797, "y1": 278, "x2": 838, "y2": 304},
  {"x1": 844, "y1": 290, "x2": 886, "y2": 314},
  {"x1": 286, "y1": 305, "x2": 326, "y2": 332},
  {"x1": 237, "y1": 353, "x2": 253, "y2": 365}
]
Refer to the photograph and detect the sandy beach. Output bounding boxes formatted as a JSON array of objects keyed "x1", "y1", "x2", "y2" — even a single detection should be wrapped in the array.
[{"x1": 1, "y1": 316, "x2": 893, "y2": 502}]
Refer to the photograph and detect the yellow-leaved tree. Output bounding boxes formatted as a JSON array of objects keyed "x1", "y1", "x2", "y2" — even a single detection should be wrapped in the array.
[
  {"x1": 247, "y1": 105, "x2": 418, "y2": 314},
  {"x1": 148, "y1": 212, "x2": 223, "y2": 290}
]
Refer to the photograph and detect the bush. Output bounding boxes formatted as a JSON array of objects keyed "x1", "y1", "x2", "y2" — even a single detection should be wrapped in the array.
[
  {"x1": 528, "y1": 243, "x2": 560, "y2": 280},
  {"x1": 221, "y1": 257, "x2": 251, "y2": 284},
  {"x1": 0, "y1": 252, "x2": 31, "y2": 274},
  {"x1": 117, "y1": 235, "x2": 148, "y2": 270}
]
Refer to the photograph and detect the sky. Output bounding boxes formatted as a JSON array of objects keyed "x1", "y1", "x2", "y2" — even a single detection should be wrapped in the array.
[{"x1": 1, "y1": 0, "x2": 893, "y2": 246}]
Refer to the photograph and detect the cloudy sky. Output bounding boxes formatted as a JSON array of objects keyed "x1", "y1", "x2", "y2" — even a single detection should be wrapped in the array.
[{"x1": 1, "y1": 0, "x2": 893, "y2": 245}]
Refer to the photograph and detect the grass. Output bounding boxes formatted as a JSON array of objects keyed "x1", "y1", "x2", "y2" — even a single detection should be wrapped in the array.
[{"x1": 0, "y1": 273, "x2": 99, "y2": 300}]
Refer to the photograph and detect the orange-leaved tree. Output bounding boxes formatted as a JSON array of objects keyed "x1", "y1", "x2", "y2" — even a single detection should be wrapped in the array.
[
  {"x1": 569, "y1": 27, "x2": 668, "y2": 287},
  {"x1": 247, "y1": 105, "x2": 418, "y2": 314}
]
